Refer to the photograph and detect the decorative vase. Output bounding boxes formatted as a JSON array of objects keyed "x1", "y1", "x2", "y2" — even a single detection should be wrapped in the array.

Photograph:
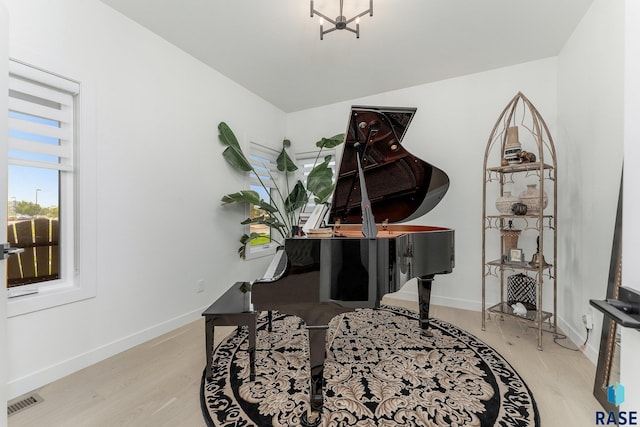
[
  {"x1": 504, "y1": 126, "x2": 522, "y2": 165},
  {"x1": 519, "y1": 184, "x2": 548, "y2": 214},
  {"x1": 495, "y1": 191, "x2": 519, "y2": 214}
]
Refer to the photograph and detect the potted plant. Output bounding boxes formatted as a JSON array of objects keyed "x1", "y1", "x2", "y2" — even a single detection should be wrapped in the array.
[{"x1": 218, "y1": 122, "x2": 344, "y2": 258}]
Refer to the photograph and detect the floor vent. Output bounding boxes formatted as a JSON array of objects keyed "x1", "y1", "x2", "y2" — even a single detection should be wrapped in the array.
[{"x1": 7, "y1": 393, "x2": 44, "y2": 416}]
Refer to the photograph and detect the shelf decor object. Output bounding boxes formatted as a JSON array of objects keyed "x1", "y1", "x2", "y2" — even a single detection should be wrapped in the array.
[
  {"x1": 519, "y1": 183, "x2": 548, "y2": 214},
  {"x1": 501, "y1": 220, "x2": 521, "y2": 260},
  {"x1": 495, "y1": 191, "x2": 519, "y2": 214},
  {"x1": 504, "y1": 126, "x2": 522, "y2": 164},
  {"x1": 481, "y1": 92, "x2": 558, "y2": 350}
]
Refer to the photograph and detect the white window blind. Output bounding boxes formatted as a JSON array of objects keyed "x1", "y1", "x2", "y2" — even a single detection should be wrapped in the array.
[
  {"x1": 297, "y1": 150, "x2": 337, "y2": 180},
  {"x1": 249, "y1": 143, "x2": 279, "y2": 189},
  {"x1": 8, "y1": 61, "x2": 78, "y2": 172}
]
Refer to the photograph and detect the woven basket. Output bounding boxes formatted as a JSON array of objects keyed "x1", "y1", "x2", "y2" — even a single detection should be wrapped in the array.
[{"x1": 507, "y1": 273, "x2": 537, "y2": 310}]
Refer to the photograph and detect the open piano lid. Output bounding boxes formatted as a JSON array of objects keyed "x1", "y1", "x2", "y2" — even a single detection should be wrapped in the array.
[{"x1": 328, "y1": 105, "x2": 449, "y2": 225}]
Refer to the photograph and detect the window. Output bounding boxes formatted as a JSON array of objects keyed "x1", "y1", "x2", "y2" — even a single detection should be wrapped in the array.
[
  {"x1": 6, "y1": 59, "x2": 94, "y2": 315},
  {"x1": 296, "y1": 149, "x2": 337, "y2": 225},
  {"x1": 245, "y1": 142, "x2": 280, "y2": 258}
]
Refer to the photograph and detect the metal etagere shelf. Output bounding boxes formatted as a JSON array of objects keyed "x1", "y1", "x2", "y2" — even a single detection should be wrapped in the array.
[{"x1": 481, "y1": 92, "x2": 558, "y2": 350}]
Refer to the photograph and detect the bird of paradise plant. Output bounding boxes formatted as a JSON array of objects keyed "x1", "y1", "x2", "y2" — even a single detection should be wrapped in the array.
[{"x1": 218, "y1": 122, "x2": 344, "y2": 258}]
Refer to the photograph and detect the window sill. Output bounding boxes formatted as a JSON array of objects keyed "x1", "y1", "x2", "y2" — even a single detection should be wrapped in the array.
[
  {"x1": 7, "y1": 278, "x2": 96, "y2": 318},
  {"x1": 244, "y1": 243, "x2": 277, "y2": 260}
]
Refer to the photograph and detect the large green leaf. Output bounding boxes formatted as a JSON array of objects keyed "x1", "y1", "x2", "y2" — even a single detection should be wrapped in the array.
[
  {"x1": 284, "y1": 180, "x2": 308, "y2": 213},
  {"x1": 277, "y1": 147, "x2": 298, "y2": 172},
  {"x1": 219, "y1": 122, "x2": 252, "y2": 172},
  {"x1": 222, "y1": 146, "x2": 252, "y2": 171},
  {"x1": 218, "y1": 122, "x2": 241, "y2": 150},
  {"x1": 221, "y1": 190, "x2": 261, "y2": 205},
  {"x1": 238, "y1": 232, "x2": 262, "y2": 259},
  {"x1": 255, "y1": 200, "x2": 278, "y2": 214},
  {"x1": 307, "y1": 155, "x2": 334, "y2": 203},
  {"x1": 240, "y1": 215, "x2": 286, "y2": 232},
  {"x1": 315, "y1": 133, "x2": 345, "y2": 149},
  {"x1": 221, "y1": 191, "x2": 278, "y2": 213},
  {"x1": 313, "y1": 187, "x2": 334, "y2": 205},
  {"x1": 240, "y1": 232, "x2": 265, "y2": 245}
]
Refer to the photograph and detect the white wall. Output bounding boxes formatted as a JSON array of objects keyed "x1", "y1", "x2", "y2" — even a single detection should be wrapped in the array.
[
  {"x1": 557, "y1": 0, "x2": 624, "y2": 362},
  {"x1": 286, "y1": 58, "x2": 558, "y2": 312},
  {"x1": 1, "y1": 1, "x2": 9, "y2": 424},
  {"x1": 4, "y1": 0, "x2": 628, "y2": 402},
  {"x1": 5, "y1": 0, "x2": 284, "y2": 398},
  {"x1": 621, "y1": 0, "x2": 640, "y2": 412}
]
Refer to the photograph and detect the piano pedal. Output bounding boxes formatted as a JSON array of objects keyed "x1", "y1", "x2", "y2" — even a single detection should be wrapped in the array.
[{"x1": 301, "y1": 410, "x2": 322, "y2": 427}]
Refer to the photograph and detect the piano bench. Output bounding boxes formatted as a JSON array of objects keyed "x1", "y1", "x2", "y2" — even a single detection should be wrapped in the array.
[{"x1": 202, "y1": 282, "x2": 257, "y2": 381}]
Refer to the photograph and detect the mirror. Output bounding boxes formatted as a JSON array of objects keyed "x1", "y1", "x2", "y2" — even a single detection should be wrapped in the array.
[{"x1": 593, "y1": 171, "x2": 623, "y2": 412}]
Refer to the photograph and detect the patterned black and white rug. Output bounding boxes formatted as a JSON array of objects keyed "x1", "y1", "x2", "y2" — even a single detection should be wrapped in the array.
[{"x1": 200, "y1": 306, "x2": 539, "y2": 426}]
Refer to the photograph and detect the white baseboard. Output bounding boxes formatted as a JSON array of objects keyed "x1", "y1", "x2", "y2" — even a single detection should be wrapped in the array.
[
  {"x1": 7, "y1": 306, "x2": 206, "y2": 400},
  {"x1": 384, "y1": 280, "x2": 483, "y2": 313},
  {"x1": 430, "y1": 295, "x2": 482, "y2": 312},
  {"x1": 556, "y1": 316, "x2": 599, "y2": 364}
]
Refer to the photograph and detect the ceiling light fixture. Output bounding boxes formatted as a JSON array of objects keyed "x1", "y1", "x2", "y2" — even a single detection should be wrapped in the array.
[{"x1": 310, "y1": 0, "x2": 373, "y2": 40}]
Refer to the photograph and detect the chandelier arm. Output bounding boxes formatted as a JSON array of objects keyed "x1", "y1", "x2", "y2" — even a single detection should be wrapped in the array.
[
  {"x1": 345, "y1": 8, "x2": 373, "y2": 25},
  {"x1": 312, "y1": 9, "x2": 337, "y2": 25},
  {"x1": 321, "y1": 27, "x2": 339, "y2": 36}
]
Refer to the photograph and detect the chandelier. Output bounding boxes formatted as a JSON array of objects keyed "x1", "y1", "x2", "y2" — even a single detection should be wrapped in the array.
[{"x1": 310, "y1": 0, "x2": 374, "y2": 40}]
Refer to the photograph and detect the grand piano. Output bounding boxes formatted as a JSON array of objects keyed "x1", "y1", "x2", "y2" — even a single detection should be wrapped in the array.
[{"x1": 251, "y1": 105, "x2": 454, "y2": 424}]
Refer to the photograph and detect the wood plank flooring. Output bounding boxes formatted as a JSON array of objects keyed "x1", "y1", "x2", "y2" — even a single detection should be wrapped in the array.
[{"x1": 8, "y1": 303, "x2": 603, "y2": 426}]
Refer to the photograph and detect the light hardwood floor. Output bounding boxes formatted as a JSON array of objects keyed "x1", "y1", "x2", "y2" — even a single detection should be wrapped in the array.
[{"x1": 8, "y1": 302, "x2": 603, "y2": 426}]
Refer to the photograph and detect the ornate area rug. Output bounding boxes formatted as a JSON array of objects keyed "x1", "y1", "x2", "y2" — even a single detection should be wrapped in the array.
[{"x1": 200, "y1": 306, "x2": 539, "y2": 426}]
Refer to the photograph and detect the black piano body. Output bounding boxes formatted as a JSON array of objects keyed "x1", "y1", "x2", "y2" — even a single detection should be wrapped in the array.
[
  {"x1": 252, "y1": 224, "x2": 454, "y2": 326},
  {"x1": 250, "y1": 106, "x2": 454, "y2": 421}
]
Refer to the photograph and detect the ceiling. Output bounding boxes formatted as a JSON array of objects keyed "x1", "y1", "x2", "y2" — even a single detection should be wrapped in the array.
[{"x1": 99, "y1": 0, "x2": 594, "y2": 113}]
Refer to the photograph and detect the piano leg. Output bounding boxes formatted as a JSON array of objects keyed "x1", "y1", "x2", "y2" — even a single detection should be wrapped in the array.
[
  {"x1": 302, "y1": 325, "x2": 328, "y2": 427},
  {"x1": 417, "y1": 275, "x2": 434, "y2": 334},
  {"x1": 272, "y1": 303, "x2": 352, "y2": 426}
]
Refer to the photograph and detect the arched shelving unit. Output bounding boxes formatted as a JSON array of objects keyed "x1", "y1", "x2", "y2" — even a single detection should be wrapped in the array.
[{"x1": 481, "y1": 92, "x2": 558, "y2": 350}]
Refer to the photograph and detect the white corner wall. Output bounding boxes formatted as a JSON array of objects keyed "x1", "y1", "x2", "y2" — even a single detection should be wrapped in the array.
[
  {"x1": 5, "y1": 0, "x2": 284, "y2": 399},
  {"x1": 557, "y1": 0, "x2": 624, "y2": 363},
  {"x1": 286, "y1": 58, "x2": 558, "y2": 313}
]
